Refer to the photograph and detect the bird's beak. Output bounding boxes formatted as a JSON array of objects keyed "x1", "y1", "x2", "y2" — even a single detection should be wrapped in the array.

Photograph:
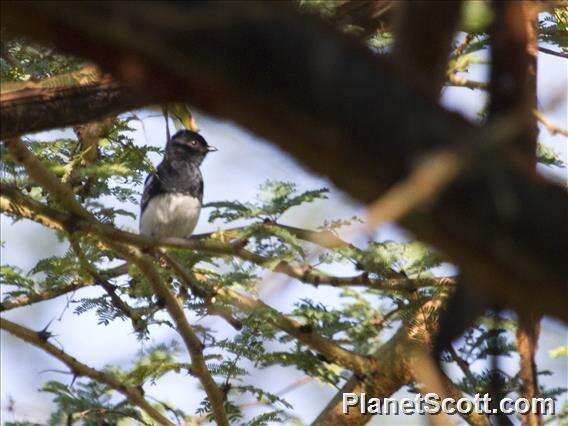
[{"x1": 207, "y1": 146, "x2": 218, "y2": 152}]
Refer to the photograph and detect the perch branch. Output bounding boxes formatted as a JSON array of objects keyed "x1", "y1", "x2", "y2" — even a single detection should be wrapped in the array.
[
  {"x1": 2, "y1": 140, "x2": 230, "y2": 426},
  {"x1": 1, "y1": 186, "x2": 453, "y2": 296}
]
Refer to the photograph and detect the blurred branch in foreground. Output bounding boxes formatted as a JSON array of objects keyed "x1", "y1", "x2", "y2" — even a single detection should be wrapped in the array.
[
  {"x1": 1, "y1": 1, "x2": 566, "y2": 424},
  {"x1": 2, "y1": 1, "x2": 567, "y2": 319}
]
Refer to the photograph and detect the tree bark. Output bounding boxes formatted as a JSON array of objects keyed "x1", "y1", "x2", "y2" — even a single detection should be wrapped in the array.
[
  {"x1": 1, "y1": 70, "x2": 167, "y2": 139},
  {"x1": 488, "y1": 3, "x2": 543, "y2": 425},
  {"x1": 393, "y1": 0, "x2": 463, "y2": 99},
  {"x1": 517, "y1": 313, "x2": 543, "y2": 426},
  {"x1": 2, "y1": 1, "x2": 567, "y2": 320}
]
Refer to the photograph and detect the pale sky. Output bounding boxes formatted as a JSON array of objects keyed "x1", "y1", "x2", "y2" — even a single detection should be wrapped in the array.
[{"x1": 1, "y1": 43, "x2": 566, "y2": 425}]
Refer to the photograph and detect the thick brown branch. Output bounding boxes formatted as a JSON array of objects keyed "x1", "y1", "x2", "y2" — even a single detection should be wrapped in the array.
[
  {"x1": 0, "y1": 318, "x2": 173, "y2": 425},
  {"x1": 0, "y1": 68, "x2": 167, "y2": 139},
  {"x1": 489, "y1": 1, "x2": 539, "y2": 162},
  {"x1": 517, "y1": 313, "x2": 543, "y2": 426},
  {"x1": 312, "y1": 376, "x2": 368, "y2": 425},
  {"x1": 393, "y1": 0, "x2": 463, "y2": 99},
  {"x1": 2, "y1": 2, "x2": 566, "y2": 319},
  {"x1": 489, "y1": 5, "x2": 541, "y2": 425},
  {"x1": 313, "y1": 301, "x2": 490, "y2": 426}
]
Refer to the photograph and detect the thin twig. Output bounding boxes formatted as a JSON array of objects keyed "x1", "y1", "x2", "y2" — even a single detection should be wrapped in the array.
[
  {"x1": 69, "y1": 236, "x2": 145, "y2": 332},
  {"x1": 538, "y1": 46, "x2": 568, "y2": 59},
  {"x1": 453, "y1": 33, "x2": 475, "y2": 58},
  {"x1": 448, "y1": 344, "x2": 477, "y2": 386},
  {"x1": 3, "y1": 137, "x2": 230, "y2": 426},
  {"x1": 164, "y1": 254, "x2": 373, "y2": 376},
  {"x1": 0, "y1": 318, "x2": 173, "y2": 425},
  {"x1": 447, "y1": 74, "x2": 489, "y2": 90},
  {"x1": 533, "y1": 109, "x2": 568, "y2": 137},
  {"x1": 0, "y1": 185, "x2": 454, "y2": 296},
  {"x1": 0, "y1": 256, "x2": 130, "y2": 312}
]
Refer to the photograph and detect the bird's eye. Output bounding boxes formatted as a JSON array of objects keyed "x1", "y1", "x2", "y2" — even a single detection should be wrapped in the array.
[{"x1": 190, "y1": 140, "x2": 197, "y2": 146}]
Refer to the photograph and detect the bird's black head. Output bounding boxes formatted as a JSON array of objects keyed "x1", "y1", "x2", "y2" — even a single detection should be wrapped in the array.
[{"x1": 165, "y1": 130, "x2": 217, "y2": 164}]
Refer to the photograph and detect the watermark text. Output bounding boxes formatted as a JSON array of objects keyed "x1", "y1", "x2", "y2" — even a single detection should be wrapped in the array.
[{"x1": 342, "y1": 392, "x2": 555, "y2": 416}]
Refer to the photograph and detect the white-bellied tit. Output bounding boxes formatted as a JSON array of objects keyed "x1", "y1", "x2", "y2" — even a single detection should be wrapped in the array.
[{"x1": 140, "y1": 130, "x2": 217, "y2": 239}]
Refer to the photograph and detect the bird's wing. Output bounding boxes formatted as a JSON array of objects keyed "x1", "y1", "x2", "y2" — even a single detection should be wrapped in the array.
[{"x1": 141, "y1": 173, "x2": 161, "y2": 214}]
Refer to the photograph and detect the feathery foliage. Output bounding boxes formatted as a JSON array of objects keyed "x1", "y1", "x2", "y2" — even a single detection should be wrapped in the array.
[{"x1": 1, "y1": 6, "x2": 566, "y2": 425}]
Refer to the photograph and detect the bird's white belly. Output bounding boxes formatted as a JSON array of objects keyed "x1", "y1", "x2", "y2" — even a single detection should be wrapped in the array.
[{"x1": 140, "y1": 193, "x2": 201, "y2": 238}]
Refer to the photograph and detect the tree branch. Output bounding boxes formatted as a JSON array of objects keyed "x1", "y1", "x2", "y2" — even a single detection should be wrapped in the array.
[
  {"x1": 0, "y1": 181, "x2": 411, "y2": 381},
  {"x1": 447, "y1": 74, "x2": 488, "y2": 90},
  {"x1": 533, "y1": 109, "x2": 568, "y2": 137},
  {"x1": 489, "y1": 4, "x2": 541, "y2": 425},
  {"x1": 2, "y1": 2, "x2": 566, "y2": 320},
  {"x1": 2, "y1": 182, "x2": 376, "y2": 377},
  {"x1": 1, "y1": 278, "x2": 93, "y2": 311},
  {"x1": 69, "y1": 115, "x2": 116, "y2": 198},
  {"x1": 312, "y1": 376, "x2": 367, "y2": 425},
  {"x1": 1, "y1": 185, "x2": 452, "y2": 297},
  {"x1": 0, "y1": 317, "x2": 174, "y2": 425},
  {"x1": 163, "y1": 254, "x2": 374, "y2": 377},
  {"x1": 393, "y1": 0, "x2": 463, "y2": 99},
  {"x1": 0, "y1": 264, "x2": 125, "y2": 312},
  {"x1": 4, "y1": 138, "x2": 93, "y2": 220},
  {"x1": 489, "y1": 1, "x2": 539, "y2": 162},
  {"x1": 0, "y1": 185, "x2": 404, "y2": 378},
  {"x1": 0, "y1": 67, "x2": 167, "y2": 139},
  {"x1": 538, "y1": 46, "x2": 568, "y2": 59},
  {"x1": 3, "y1": 139, "x2": 230, "y2": 426},
  {"x1": 445, "y1": 80, "x2": 568, "y2": 140},
  {"x1": 69, "y1": 236, "x2": 145, "y2": 332},
  {"x1": 448, "y1": 344, "x2": 477, "y2": 386},
  {"x1": 110, "y1": 244, "x2": 230, "y2": 426},
  {"x1": 517, "y1": 313, "x2": 543, "y2": 426},
  {"x1": 313, "y1": 308, "x2": 490, "y2": 426}
]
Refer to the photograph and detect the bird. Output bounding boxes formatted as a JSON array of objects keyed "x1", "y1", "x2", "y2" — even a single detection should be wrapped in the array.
[{"x1": 139, "y1": 129, "x2": 217, "y2": 239}]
